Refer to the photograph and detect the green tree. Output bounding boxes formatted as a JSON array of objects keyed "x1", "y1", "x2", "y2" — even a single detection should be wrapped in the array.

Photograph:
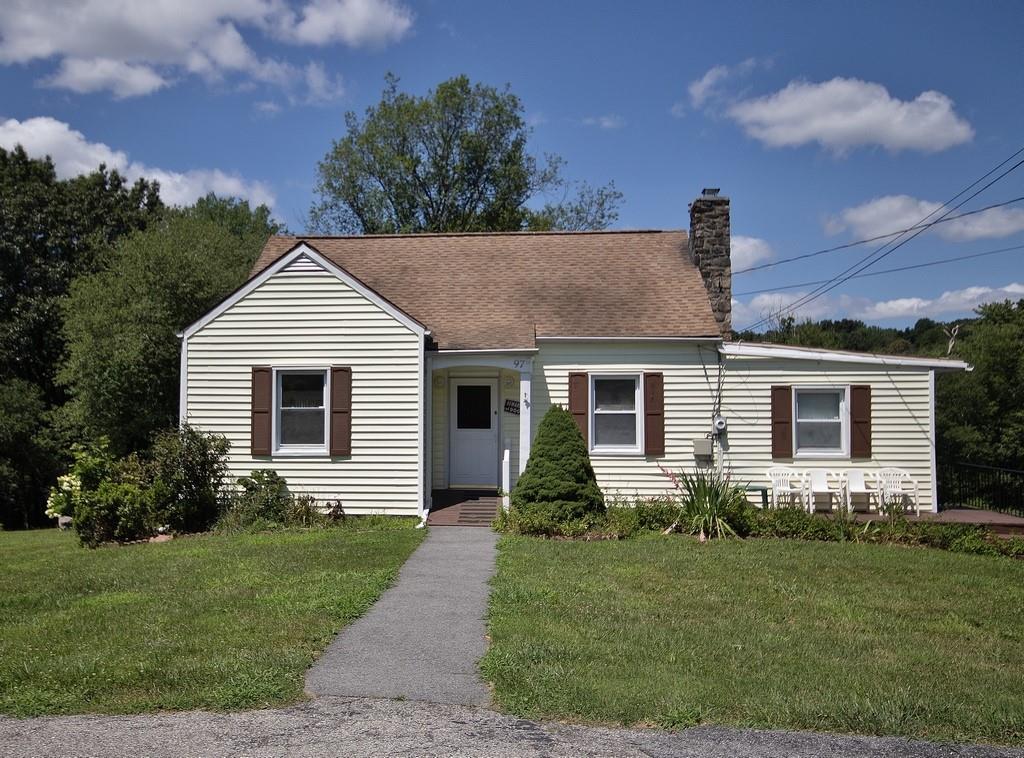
[
  {"x1": 61, "y1": 200, "x2": 282, "y2": 455},
  {"x1": 510, "y1": 405, "x2": 604, "y2": 526},
  {"x1": 0, "y1": 147, "x2": 163, "y2": 527},
  {"x1": 310, "y1": 74, "x2": 622, "y2": 234},
  {"x1": 937, "y1": 300, "x2": 1024, "y2": 467}
]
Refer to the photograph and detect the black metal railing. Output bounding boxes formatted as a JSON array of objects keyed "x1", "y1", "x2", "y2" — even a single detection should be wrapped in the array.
[{"x1": 938, "y1": 461, "x2": 1024, "y2": 516}]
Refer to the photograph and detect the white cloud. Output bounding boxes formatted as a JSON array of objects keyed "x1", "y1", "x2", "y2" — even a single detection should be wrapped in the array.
[
  {"x1": 829, "y1": 195, "x2": 1024, "y2": 242},
  {"x1": 254, "y1": 100, "x2": 282, "y2": 115},
  {"x1": 727, "y1": 78, "x2": 974, "y2": 153},
  {"x1": 857, "y1": 283, "x2": 1024, "y2": 320},
  {"x1": 583, "y1": 114, "x2": 625, "y2": 130},
  {"x1": 673, "y1": 58, "x2": 761, "y2": 117},
  {"x1": 732, "y1": 281, "x2": 1024, "y2": 328},
  {"x1": 45, "y1": 58, "x2": 168, "y2": 98},
  {"x1": 0, "y1": 116, "x2": 274, "y2": 208},
  {"x1": 0, "y1": 0, "x2": 408, "y2": 100},
  {"x1": 279, "y1": 0, "x2": 413, "y2": 47},
  {"x1": 731, "y1": 235, "x2": 773, "y2": 270},
  {"x1": 302, "y1": 61, "x2": 344, "y2": 104}
]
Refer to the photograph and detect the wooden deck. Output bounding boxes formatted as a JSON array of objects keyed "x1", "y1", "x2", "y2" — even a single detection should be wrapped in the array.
[
  {"x1": 849, "y1": 508, "x2": 1024, "y2": 536},
  {"x1": 426, "y1": 490, "x2": 501, "y2": 527}
]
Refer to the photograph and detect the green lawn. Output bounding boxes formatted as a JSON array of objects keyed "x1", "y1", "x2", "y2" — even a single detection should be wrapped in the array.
[
  {"x1": 0, "y1": 524, "x2": 424, "y2": 716},
  {"x1": 482, "y1": 535, "x2": 1024, "y2": 745}
]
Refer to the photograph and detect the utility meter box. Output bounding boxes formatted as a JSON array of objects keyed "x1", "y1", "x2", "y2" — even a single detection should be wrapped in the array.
[{"x1": 692, "y1": 438, "x2": 714, "y2": 458}]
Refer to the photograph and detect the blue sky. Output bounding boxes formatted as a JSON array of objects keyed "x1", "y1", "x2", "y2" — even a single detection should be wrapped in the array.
[{"x1": 1, "y1": 0, "x2": 1022, "y2": 329}]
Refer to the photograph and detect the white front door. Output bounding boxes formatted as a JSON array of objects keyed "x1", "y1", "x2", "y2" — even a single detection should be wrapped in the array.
[{"x1": 449, "y1": 379, "x2": 499, "y2": 488}]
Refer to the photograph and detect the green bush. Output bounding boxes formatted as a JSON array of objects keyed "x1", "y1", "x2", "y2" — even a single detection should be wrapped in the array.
[
  {"x1": 659, "y1": 467, "x2": 750, "y2": 539},
  {"x1": 226, "y1": 470, "x2": 291, "y2": 527},
  {"x1": 150, "y1": 424, "x2": 230, "y2": 533},
  {"x1": 508, "y1": 405, "x2": 604, "y2": 534},
  {"x1": 74, "y1": 481, "x2": 156, "y2": 548}
]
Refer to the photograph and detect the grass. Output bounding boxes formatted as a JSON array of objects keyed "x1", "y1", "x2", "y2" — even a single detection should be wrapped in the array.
[
  {"x1": 0, "y1": 522, "x2": 424, "y2": 716},
  {"x1": 481, "y1": 534, "x2": 1024, "y2": 745}
]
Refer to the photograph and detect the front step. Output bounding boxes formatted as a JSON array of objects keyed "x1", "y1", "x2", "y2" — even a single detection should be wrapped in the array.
[{"x1": 426, "y1": 493, "x2": 500, "y2": 527}]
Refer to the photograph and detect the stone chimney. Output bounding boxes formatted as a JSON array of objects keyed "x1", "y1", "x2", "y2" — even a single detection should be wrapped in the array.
[{"x1": 689, "y1": 188, "x2": 731, "y2": 339}]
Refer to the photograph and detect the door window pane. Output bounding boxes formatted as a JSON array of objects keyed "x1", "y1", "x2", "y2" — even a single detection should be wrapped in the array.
[
  {"x1": 594, "y1": 378, "x2": 636, "y2": 411},
  {"x1": 457, "y1": 385, "x2": 491, "y2": 429},
  {"x1": 594, "y1": 414, "x2": 636, "y2": 447}
]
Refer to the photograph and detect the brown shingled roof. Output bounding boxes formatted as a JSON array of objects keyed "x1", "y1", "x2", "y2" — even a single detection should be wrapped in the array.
[{"x1": 252, "y1": 230, "x2": 721, "y2": 350}]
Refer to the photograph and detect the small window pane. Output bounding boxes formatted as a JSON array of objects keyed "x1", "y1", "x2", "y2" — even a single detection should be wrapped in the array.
[
  {"x1": 281, "y1": 373, "x2": 324, "y2": 408},
  {"x1": 797, "y1": 392, "x2": 840, "y2": 420},
  {"x1": 457, "y1": 385, "x2": 491, "y2": 429},
  {"x1": 594, "y1": 414, "x2": 636, "y2": 447},
  {"x1": 595, "y1": 379, "x2": 636, "y2": 411},
  {"x1": 797, "y1": 421, "x2": 842, "y2": 450},
  {"x1": 281, "y1": 409, "x2": 324, "y2": 445}
]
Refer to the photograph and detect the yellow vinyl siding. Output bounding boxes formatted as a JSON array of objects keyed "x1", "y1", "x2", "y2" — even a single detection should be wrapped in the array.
[
  {"x1": 184, "y1": 258, "x2": 422, "y2": 515},
  {"x1": 720, "y1": 357, "x2": 935, "y2": 511},
  {"x1": 533, "y1": 342, "x2": 717, "y2": 500},
  {"x1": 533, "y1": 343, "x2": 936, "y2": 511}
]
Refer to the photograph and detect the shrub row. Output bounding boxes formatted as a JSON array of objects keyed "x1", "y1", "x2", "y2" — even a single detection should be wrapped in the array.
[
  {"x1": 214, "y1": 469, "x2": 345, "y2": 533},
  {"x1": 46, "y1": 425, "x2": 229, "y2": 547}
]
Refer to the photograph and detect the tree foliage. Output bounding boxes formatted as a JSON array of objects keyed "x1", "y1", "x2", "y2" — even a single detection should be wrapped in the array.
[
  {"x1": 61, "y1": 199, "x2": 281, "y2": 455},
  {"x1": 310, "y1": 74, "x2": 622, "y2": 234},
  {"x1": 936, "y1": 300, "x2": 1024, "y2": 468}
]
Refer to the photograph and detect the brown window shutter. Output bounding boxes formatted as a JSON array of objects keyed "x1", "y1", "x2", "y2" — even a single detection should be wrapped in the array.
[
  {"x1": 330, "y1": 366, "x2": 353, "y2": 456},
  {"x1": 251, "y1": 366, "x2": 272, "y2": 456},
  {"x1": 643, "y1": 372, "x2": 665, "y2": 456},
  {"x1": 770, "y1": 385, "x2": 793, "y2": 459},
  {"x1": 568, "y1": 372, "x2": 589, "y2": 445},
  {"x1": 850, "y1": 384, "x2": 872, "y2": 458}
]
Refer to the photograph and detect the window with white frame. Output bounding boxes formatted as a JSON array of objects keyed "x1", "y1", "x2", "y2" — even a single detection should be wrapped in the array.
[
  {"x1": 590, "y1": 374, "x2": 642, "y2": 453},
  {"x1": 276, "y1": 370, "x2": 328, "y2": 452},
  {"x1": 794, "y1": 386, "x2": 848, "y2": 456}
]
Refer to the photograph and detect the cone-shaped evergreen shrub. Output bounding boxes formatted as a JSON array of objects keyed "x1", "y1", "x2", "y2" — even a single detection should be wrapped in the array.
[{"x1": 510, "y1": 405, "x2": 604, "y2": 526}]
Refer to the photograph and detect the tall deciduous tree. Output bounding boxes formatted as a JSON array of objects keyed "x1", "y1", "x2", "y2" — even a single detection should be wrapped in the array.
[
  {"x1": 310, "y1": 74, "x2": 622, "y2": 234},
  {"x1": 0, "y1": 147, "x2": 163, "y2": 527},
  {"x1": 60, "y1": 198, "x2": 283, "y2": 455}
]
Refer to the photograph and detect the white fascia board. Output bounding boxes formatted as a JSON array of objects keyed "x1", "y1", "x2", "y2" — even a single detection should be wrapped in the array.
[
  {"x1": 720, "y1": 342, "x2": 971, "y2": 371},
  {"x1": 536, "y1": 336, "x2": 722, "y2": 343},
  {"x1": 180, "y1": 243, "x2": 428, "y2": 339}
]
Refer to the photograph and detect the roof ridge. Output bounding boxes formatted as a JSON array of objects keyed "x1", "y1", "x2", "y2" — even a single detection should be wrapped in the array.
[{"x1": 269, "y1": 228, "x2": 685, "y2": 241}]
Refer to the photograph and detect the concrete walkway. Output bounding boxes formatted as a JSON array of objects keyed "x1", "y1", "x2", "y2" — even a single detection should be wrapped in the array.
[{"x1": 305, "y1": 526, "x2": 498, "y2": 706}]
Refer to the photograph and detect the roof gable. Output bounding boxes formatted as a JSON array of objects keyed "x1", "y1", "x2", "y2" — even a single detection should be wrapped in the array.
[
  {"x1": 182, "y1": 242, "x2": 427, "y2": 340},
  {"x1": 251, "y1": 231, "x2": 721, "y2": 350}
]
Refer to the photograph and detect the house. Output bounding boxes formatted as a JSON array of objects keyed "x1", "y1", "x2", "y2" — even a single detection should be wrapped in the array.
[{"x1": 179, "y1": 189, "x2": 969, "y2": 520}]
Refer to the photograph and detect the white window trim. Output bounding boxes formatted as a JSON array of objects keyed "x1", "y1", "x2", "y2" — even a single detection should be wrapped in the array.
[
  {"x1": 273, "y1": 367, "x2": 330, "y2": 456},
  {"x1": 589, "y1": 373, "x2": 644, "y2": 456},
  {"x1": 792, "y1": 385, "x2": 849, "y2": 459}
]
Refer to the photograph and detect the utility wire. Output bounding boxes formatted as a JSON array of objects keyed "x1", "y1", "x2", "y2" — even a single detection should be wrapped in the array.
[
  {"x1": 734, "y1": 195, "x2": 1024, "y2": 275},
  {"x1": 733, "y1": 243, "x2": 1024, "y2": 297},
  {"x1": 739, "y1": 146, "x2": 1024, "y2": 332}
]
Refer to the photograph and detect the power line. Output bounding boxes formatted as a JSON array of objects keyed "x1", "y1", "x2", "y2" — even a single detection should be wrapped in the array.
[
  {"x1": 733, "y1": 243, "x2": 1024, "y2": 297},
  {"x1": 739, "y1": 145, "x2": 1024, "y2": 331},
  {"x1": 733, "y1": 196, "x2": 1024, "y2": 275}
]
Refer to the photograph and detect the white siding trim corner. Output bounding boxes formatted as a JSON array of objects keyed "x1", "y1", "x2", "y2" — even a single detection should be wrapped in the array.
[{"x1": 930, "y1": 368, "x2": 938, "y2": 513}]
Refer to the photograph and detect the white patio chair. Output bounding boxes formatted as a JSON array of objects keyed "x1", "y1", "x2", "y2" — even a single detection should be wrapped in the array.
[
  {"x1": 804, "y1": 469, "x2": 842, "y2": 513},
  {"x1": 876, "y1": 468, "x2": 921, "y2": 516},
  {"x1": 767, "y1": 468, "x2": 805, "y2": 510},
  {"x1": 838, "y1": 470, "x2": 877, "y2": 513}
]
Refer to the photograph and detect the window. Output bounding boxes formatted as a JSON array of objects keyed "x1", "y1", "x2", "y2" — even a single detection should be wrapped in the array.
[
  {"x1": 590, "y1": 375, "x2": 642, "y2": 453},
  {"x1": 276, "y1": 370, "x2": 328, "y2": 452},
  {"x1": 794, "y1": 387, "x2": 848, "y2": 457}
]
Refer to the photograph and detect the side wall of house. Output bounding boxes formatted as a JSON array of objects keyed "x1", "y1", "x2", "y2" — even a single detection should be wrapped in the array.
[
  {"x1": 719, "y1": 356, "x2": 935, "y2": 511},
  {"x1": 532, "y1": 343, "x2": 936, "y2": 511},
  {"x1": 532, "y1": 342, "x2": 718, "y2": 499},
  {"x1": 184, "y1": 257, "x2": 422, "y2": 515},
  {"x1": 431, "y1": 367, "x2": 520, "y2": 491}
]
